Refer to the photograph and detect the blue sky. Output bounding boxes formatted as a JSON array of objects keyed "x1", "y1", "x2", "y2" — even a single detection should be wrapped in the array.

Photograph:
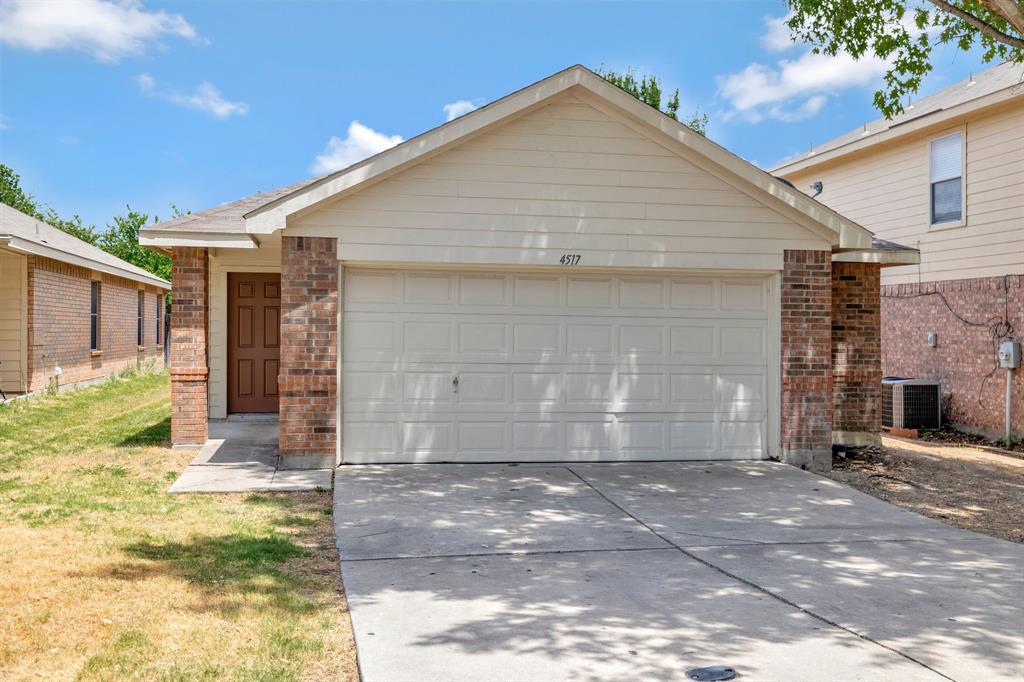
[{"x1": 0, "y1": 0, "x2": 988, "y2": 231}]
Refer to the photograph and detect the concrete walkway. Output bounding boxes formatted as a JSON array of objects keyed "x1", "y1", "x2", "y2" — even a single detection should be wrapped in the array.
[
  {"x1": 334, "y1": 461, "x2": 1024, "y2": 682},
  {"x1": 169, "y1": 417, "x2": 333, "y2": 493}
]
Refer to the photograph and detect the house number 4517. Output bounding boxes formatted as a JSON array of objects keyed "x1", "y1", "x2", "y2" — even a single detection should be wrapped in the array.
[{"x1": 559, "y1": 254, "x2": 581, "y2": 266}]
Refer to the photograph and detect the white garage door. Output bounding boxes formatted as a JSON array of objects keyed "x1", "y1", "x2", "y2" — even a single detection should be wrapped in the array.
[{"x1": 342, "y1": 269, "x2": 773, "y2": 463}]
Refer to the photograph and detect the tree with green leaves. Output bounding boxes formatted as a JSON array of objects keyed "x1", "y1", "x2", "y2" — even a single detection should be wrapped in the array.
[
  {"x1": 100, "y1": 207, "x2": 172, "y2": 282},
  {"x1": 596, "y1": 68, "x2": 709, "y2": 135},
  {"x1": 1, "y1": 163, "x2": 173, "y2": 281},
  {"x1": 0, "y1": 163, "x2": 99, "y2": 244},
  {"x1": 784, "y1": 1, "x2": 1024, "y2": 117}
]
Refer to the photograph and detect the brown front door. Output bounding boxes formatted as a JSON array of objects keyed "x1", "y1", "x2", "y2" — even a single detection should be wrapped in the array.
[{"x1": 228, "y1": 273, "x2": 281, "y2": 413}]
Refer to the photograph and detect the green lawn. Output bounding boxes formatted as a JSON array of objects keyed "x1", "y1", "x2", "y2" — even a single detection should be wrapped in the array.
[{"x1": 0, "y1": 371, "x2": 357, "y2": 681}]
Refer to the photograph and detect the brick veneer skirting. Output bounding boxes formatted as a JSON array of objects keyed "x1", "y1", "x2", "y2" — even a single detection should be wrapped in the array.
[
  {"x1": 781, "y1": 250, "x2": 833, "y2": 472},
  {"x1": 832, "y1": 262, "x2": 882, "y2": 445},
  {"x1": 279, "y1": 236, "x2": 338, "y2": 467},
  {"x1": 170, "y1": 248, "x2": 209, "y2": 446},
  {"x1": 882, "y1": 275, "x2": 1023, "y2": 437}
]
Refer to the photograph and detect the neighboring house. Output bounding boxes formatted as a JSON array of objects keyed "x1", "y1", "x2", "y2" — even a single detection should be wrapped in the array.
[
  {"x1": 0, "y1": 204, "x2": 171, "y2": 395},
  {"x1": 140, "y1": 65, "x2": 917, "y2": 472},
  {"x1": 774, "y1": 61, "x2": 1024, "y2": 438}
]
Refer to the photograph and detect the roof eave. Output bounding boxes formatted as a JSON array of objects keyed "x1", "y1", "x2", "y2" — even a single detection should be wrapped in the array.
[
  {"x1": 832, "y1": 248, "x2": 921, "y2": 266},
  {"x1": 772, "y1": 86, "x2": 1023, "y2": 176},
  {"x1": 0, "y1": 234, "x2": 171, "y2": 289},
  {"x1": 242, "y1": 64, "x2": 872, "y2": 250},
  {"x1": 139, "y1": 231, "x2": 260, "y2": 250}
]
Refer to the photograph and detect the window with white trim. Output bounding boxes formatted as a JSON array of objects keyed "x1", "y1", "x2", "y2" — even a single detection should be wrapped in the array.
[{"x1": 930, "y1": 132, "x2": 963, "y2": 225}]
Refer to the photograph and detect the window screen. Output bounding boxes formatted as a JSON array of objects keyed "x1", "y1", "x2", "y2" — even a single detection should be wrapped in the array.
[
  {"x1": 90, "y1": 282, "x2": 100, "y2": 351},
  {"x1": 156, "y1": 294, "x2": 162, "y2": 346},
  {"x1": 930, "y1": 132, "x2": 962, "y2": 224},
  {"x1": 137, "y1": 291, "x2": 144, "y2": 346}
]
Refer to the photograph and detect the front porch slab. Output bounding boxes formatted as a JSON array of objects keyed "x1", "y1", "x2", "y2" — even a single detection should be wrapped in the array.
[{"x1": 169, "y1": 417, "x2": 334, "y2": 493}]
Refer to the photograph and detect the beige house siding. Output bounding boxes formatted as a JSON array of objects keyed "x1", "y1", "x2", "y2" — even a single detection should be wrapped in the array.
[
  {"x1": 208, "y1": 245, "x2": 282, "y2": 418},
  {"x1": 785, "y1": 99, "x2": 1024, "y2": 285},
  {"x1": 289, "y1": 92, "x2": 831, "y2": 270},
  {"x1": 0, "y1": 247, "x2": 28, "y2": 393}
]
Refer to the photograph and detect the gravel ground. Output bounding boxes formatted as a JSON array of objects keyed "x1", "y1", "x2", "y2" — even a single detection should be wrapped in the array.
[{"x1": 830, "y1": 436, "x2": 1024, "y2": 543}]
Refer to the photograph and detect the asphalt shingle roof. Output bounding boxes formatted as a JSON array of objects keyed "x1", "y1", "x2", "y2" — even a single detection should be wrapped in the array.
[
  {"x1": 0, "y1": 204, "x2": 170, "y2": 288},
  {"x1": 773, "y1": 60, "x2": 1024, "y2": 170}
]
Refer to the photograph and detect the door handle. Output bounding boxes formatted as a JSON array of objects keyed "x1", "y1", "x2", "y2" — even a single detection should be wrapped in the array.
[{"x1": 452, "y1": 376, "x2": 459, "y2": 393}]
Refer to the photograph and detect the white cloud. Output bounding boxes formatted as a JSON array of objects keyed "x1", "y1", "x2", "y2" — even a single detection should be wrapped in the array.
[
  {"x1": 761, "y1": 14, "x2": 795, "y2": 52},
  {"x1": 311, "y1": 121, "x2": 403, "y2": 174},
  {"x1": 0, "y1": 114, "x2": 10, "y2": 130},
  {"x1": 0, "y1": 0, "x2": 198, "y2": 63},
  {"x1": 137, "y1": 73, "x2": 248, "y2": 119},
  {"x1": 442, "y1": 100, "x2": 478, "y2": 122},
  {"x1": 718, "y1": 15, "x2": 889, "y2": 123}
]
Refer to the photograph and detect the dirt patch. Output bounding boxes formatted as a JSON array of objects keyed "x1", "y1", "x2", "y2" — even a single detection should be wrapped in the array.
[
  {"x1": 918, "y1": 427, "x2": 1024, "y2": 453},
  {"x1": 831, "y1": 436, "x2": 1024, "y2": 543}
]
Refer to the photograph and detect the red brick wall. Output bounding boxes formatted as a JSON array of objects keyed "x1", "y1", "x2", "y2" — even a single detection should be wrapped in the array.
[
  {"x1": 25, "y1": 255, "x2": 165, "y2": 392},
  {"x1": 781, "y1": 250, "x2": 833, "y2": 471},
  {"x1": 279, "y1": 236, "x2": 337, "y2": 466},
  {"x1": 170, "y1": 248, "x2": 209, "y2": 446},
  {"x1": 832, "y1": 262, "x2": 882, "y2": 442},
  {"x1": 882, "y1": 275, "x2": 1023, "y2": 437}
]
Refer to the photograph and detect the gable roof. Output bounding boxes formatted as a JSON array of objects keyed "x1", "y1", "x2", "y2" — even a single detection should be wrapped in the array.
[
  {"x1": 773, "y1": 60, "x2": 1024, "y2": 174},
  {"x1": 0, "y1": 204, "x2": 170, "y2": 289},
  {"x1": 142, "y1": 64, "x2": 879, "y2": 251}
]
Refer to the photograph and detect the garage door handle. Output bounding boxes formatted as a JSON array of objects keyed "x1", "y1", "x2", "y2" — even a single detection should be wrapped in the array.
[{"x1": 452, "y1": 376, "x2": 459, "y2": 393}]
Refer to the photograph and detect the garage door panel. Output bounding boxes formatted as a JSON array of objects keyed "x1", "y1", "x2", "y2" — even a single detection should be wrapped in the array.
[
  {"x1": 721, "y1": 326, "x2": 766, "y2": 359},
  {"x1": 567, "y1": 420, "x2": 614, "y2": 455},
  {"x1": 619, "y1": 325, "x2": 665, "y2": 355},
  {"x1": 670, "y1": 421, "x2": 716, "y2": 454},
  {"x1": 458, "y1": 422, "x2": 507, "y2": 453},
  {"x1": 402, "y1": 422, "x2": 454, "y2": 455},
  {"x1": 567, "y1": 278, "x2": 613, "y2": 307},
  {"x1": 513, "y1": 421, "x2": 562, "y2": 452},
  {"x1": 342, "y1": 269, "x2": 772, "y2": 463},
  {"x1": 670, "y1": 279, "x2": 716, "y2": 309},
  {"x1": 721, "y1": 279, "x2": 769, "y2": 311}
]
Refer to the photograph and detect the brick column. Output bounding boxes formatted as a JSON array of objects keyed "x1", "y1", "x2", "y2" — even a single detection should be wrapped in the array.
[
  {"x1": 832, "y1": 262, "x2": 882, "y2": 447},
  {"x1": 280, "y1": 236, "x2": 338, "y2": 468},
  {"x1": 781, "y1": 250, "x2": 833, "y2": 472},
  {"x1": 170, "y1": 248, "x2": 209, "y2": 446}
]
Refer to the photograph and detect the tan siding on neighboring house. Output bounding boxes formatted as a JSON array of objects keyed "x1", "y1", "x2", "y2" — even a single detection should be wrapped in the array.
[
  {"x1": 786, "y1": 100, "x2": 1024, "y2": 285},
  {"x1": 290, "y1": 93, "x2": 831, "y2": 269},
  {"x1": 0, "y1": 248, "x2": 27, "y2": 393}
]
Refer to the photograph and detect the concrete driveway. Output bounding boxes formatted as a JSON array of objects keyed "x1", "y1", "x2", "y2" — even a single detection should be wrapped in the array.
[{"x1": 333, "y1": 462, "x2": 1024, "y2": 681}]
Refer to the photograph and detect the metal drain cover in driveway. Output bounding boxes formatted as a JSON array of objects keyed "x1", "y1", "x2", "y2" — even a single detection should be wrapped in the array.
[{"x1": 686, "y1": 666, "x2": 737, "y2": 681}]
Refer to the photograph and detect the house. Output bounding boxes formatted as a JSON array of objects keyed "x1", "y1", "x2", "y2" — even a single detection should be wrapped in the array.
[
  {"x1": 140, "y1": 65, "x2": 917, "y2": 472},
  {"x1": 0, "y1": 204, "x2": 171, "y2": 395},
  {"x1": 774, "y1": 61, "x2": 1023, "y2": 438}
]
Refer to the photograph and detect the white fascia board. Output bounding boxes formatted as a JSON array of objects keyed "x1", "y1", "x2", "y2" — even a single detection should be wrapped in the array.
[
  {"x1": 0, "y1": 235, "x2": 171, "y2": 289},
  {"x1": 139, "y1": 231, "x2": 259, "y2": 250},
  {"x1": 244, "y1": 64, "x2": 872, "y2": 250},
  {"x1": 832, "y1": 249, "x2": 921, "y2": 266},
  {"x1": 773, "y1": 88, "x2": 1023, "y2": 175},
  {"x1": 244, "y1": 68, "x2": 589, "y2": 234},
  {"x1": 572, "y1": 78, "x2": 874, "y2": 250}
]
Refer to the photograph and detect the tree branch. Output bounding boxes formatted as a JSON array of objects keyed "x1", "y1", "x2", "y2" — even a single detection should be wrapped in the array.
[
  {"x1": 927, "y1": 0, "x2": 1024, "y2": 49},
  {"x1": 980, "y1": 0, "x2": 1024, "y2": 37}
]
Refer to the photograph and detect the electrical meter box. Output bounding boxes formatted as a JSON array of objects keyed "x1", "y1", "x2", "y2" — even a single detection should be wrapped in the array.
[{"x1": 999, "y1": 340, "x2": 1021, "y2": 369}]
